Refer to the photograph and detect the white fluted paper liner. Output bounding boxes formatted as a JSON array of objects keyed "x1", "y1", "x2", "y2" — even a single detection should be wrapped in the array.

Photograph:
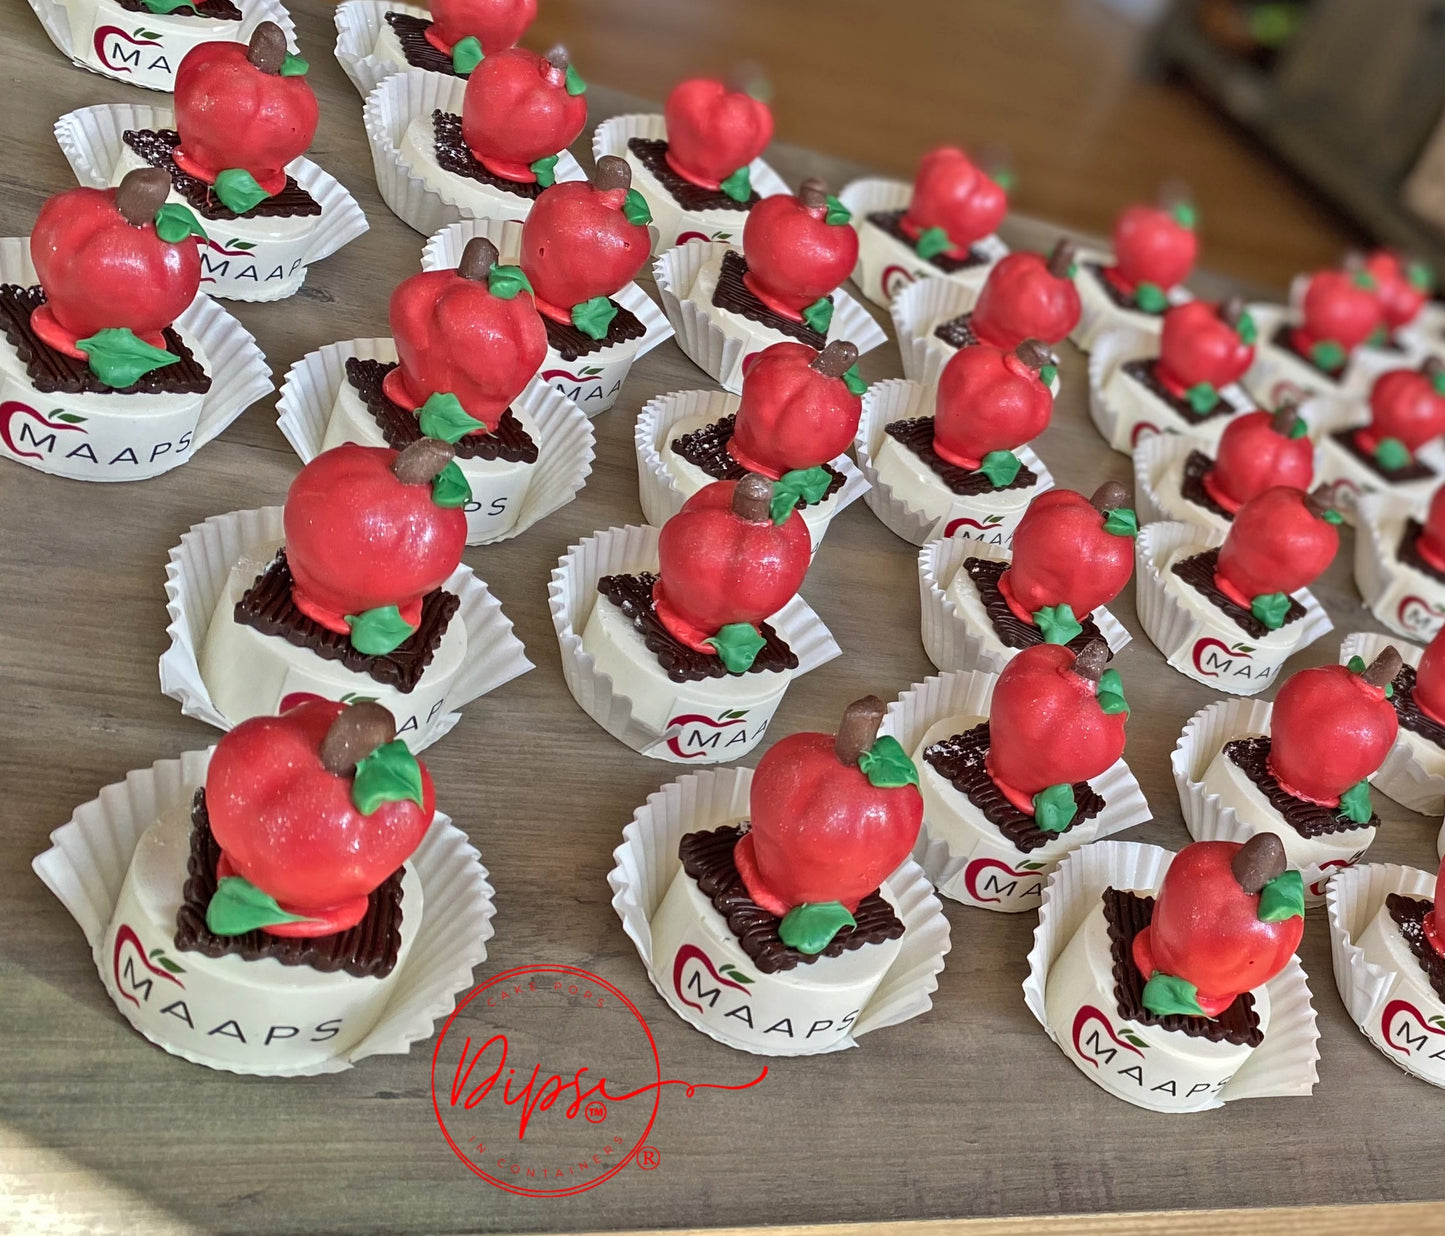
[
  {"x1": 1326, "y1": 863, "x2": 1444, "y2": 1087},
  {"x1": 1022, "y1": 839, "x2": 1319, "y2": 1108},
  {"x1": 335, "y1": 0, "x2": 429, "y2": 97},
  {"x1": 606, "y1": 766, "x2": 951, "y2": 1055},
  {"x1": 883, "y1": 672, "x2": 1152, "y2": 905},
  {"x1": 1069, "y1": 245, "x2": 1191, "y2": 353},
  {"x1": 362, "y1": 70, "x2": 585, "y2": 236},
  {"x1": 633, "y1": 388, "x2": 868, "y2": 530},
  {"x1": 26, "y1": 0, "x2": 295, "y2": 89},
  {"x1": 55, "y1": 104, "x2": 369, "y2": 304},
  {"x1": 917, "y1": 536, "x2": 1131, "y2": 674},
  {"x1": 653, "y1": 240, "x2": 888, "y2": 396},
  {"x1": 548, "y1": 523, "x2": 840, "y2": 760},
  {"x1": 0, "y1": 238, "x2": 270, "y2": 481},
  {"x1": 421, "y1": 215, "x2": 522, "y2": 266},
  {"x1": 1353, "y1": 490, "x2": 1445, "y2": 642},
  {"x1": 31, "y1": 749, "x2": 495, "y2": 1076},
  {"x1": 159, "y1": 506, "x2": 532, "y2": 748},
  {"x1": 1338, "y1": 632, "x2": 1445, "y2": 816},
  {"x1": 592, "y1": 115, "x2": 791, "y2": 253},
  {"x1": 855, "y1": 377, "x2": 1055, "y2": 546},
  {"x1": 1135, "y1": 520, "x2": 1332, "y2": 696},
  {"x1": 274, "y1": 337, "x2": 595, "y2": 544}
]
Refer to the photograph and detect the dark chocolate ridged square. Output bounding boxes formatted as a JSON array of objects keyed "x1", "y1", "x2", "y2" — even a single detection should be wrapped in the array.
[
  {"x1": 882, "y1": 416, "x2": 1037, "y2": 496},
  {"x1": 932, "y1": 313, "x2": 980, "y2": 350},
  {"x1": 233, "y1": 548, "x2": 459, "y2": 693},
  {"x1": 544, "y1": 301, "x2": 647, "y2": 362},
  {"x1": 922, "y1": 721, "x2": 1105, "y2": 854},
  {"x1": 1386, "y1": 893, "x2": 1445, "y2": 1002},
  {"x1": 0, "y1": 283, "x2": 210, "y2": 396},
  {"x1": 117, "y1": 0, "x2": 240, "y2": 16},
  {"x1": 174, "y1": 789, "x2": 406, "y2": 978},
  {"x1": 1396, "y1": 518, "x2": 1445, "y2": 586},
  {"x1": 122, "y1": 129, "x2": 319, "y2": 220},
  {"x1": 668, "y1": 412, "x2": 844, "y2": 504},
  {"x1": 960, "y1": 557, "x2": 1109, "y2": 658},
  {"x1": 432, "y1": 111, "x2": 544, "y2": 199},
  {"x1": 1104, "y1": 886, "x2": 1263, "y2": 1046},
  {"x1": 384, "y1": 11, "x2": 457, "y2": 74},
  {"x1": 678, "y1": 824, "x2": 903, "y2": 975},
  {"x1": 1178, "y1": 449, "x2": 1233, "y2": 520},
  {"x1": 1390, "y1": 663, "x2": 1445, "y2": 750},
  {"x1": 1169, "y1": 547, "x2": 1305, "y2": 640},
  {"x1": 865, "y1": 210, "x2": 988, "y2": 274},
  {"x1": 343, "y1": 357, "x2": 537, "y2": 463},
  {"x1": 1270, "y1": 322, "x2": 1344, "y2": 382},
  {"x1": 1329, "y1": 429, "x2": 1435, "y2": 483},
  {"x1": 711, "y1": 250, "x2": 828, "y2": 348},
  {"x1": 1222, "y1": 736, "x2": 1378, "y2": 838},
  {"x1": 1120, "y1": 358, "x2": 1238, "y2": 426},
  {"x1": 1084, "y1": 262, "x2": 1168, "y2": 316},
  {"x1": 626, "y1": 137, "x2": 758, "y2": 213}
]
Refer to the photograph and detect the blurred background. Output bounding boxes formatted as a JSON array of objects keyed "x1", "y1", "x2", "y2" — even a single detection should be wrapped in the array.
[{"x1": 531, "y1": 0, "x2": 1445, "y2": 292}]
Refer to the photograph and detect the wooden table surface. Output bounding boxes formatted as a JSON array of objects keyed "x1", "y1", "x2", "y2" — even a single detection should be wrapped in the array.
[{"x1": 2, "y1": 3, "x2": 1443, "y2": 1233}]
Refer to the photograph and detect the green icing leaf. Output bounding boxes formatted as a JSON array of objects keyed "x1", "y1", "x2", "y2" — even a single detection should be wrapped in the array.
[
  {"x1": 206, "y1": 876, "x2": 313, "y2": 936},
  {"x1": 769, "y1": 465, "x2": 832, "y2": 522},
  {"x1": 1039, "y1": 362, "x2": 1058, "y2": 387},
  {"x1": 571, "y1": 295, "x2": 618, "y2": 340},
  {"x1": 351, "y1": 739, "x2": 425, "y2": 814},
  {"x1": 1171, "y1": 201, "x2": 1197, "y2": 230},
  {"x1": 345, "y1": 605, "x2": 417, "y2": 655},
  {"x1": 141, "y1": 0, "x2": 197, "y2": 11},
  {"x1": 1096, "y1": 667, "x2": 1130, "y2": 716},
  {"x1": 622, "y1": 187, "x2": 652, "y2": 225},
  {"x1": 153, "y1": 202, "x2": 206, "y2": 244},
  {"x1": 1386, "y1": 681, "x2": 1395, "y2": 700},
  {"x1": 976, "y1": 449, "x2": 1022, "y2": 488},
  {"x1": 1141, "y1": 971, "x2": 1206, "y2": 1018},
  {"x1": 1347, "y1": 655, "x2": 1367, "y2": 674},
  {"x1": 487, "y1": 263, "x2": 533, "y2": 299},
  {"x1": 824, "y1": 194, "x2": 851, "y2": 226},
  {"x1": 530, "y1": 154, "x2": 559, "y2": 188},
  {"x1": 1103, "y1": 507, "x2": 1138, "y2": 538},
  {"x1": 719, "y1": 166, "x2": 752, "y2": 203},
  {"x1": 1408, "y1": 261, "x2": 1435, "y2": 292},
  {"x1": 778, "y1": 901, "x2": 856, "y2": 954},
  {"x1": 451, "y1": 36, "x2": 483, "y2": 75},
  {"x1": 564, "y1": 63, "x2": 587, "y2": 95},
  {"x1": 1353, "y1": 269, "x2": 1377, "y2": 292},
  {"x1": 213, "y1": 168, "x2": 271, "y2": 214},
  {"x1": 1257, "y1": 869, "x2": 1306, "y2": 922},
  {"x1": 1236, "y1": 310, "x2": 1258, "y2": 345},
  {"x1": 1322, "y1": 507, "x2": 1344, "y2": 525},
  {"x1": 705, "y1": 622, "x2": 766, "y2": 673},
  {"x1": 1033, "y1": 603, "x2": 1083, "y2": 646},
  {"x1": 1339, "y1": 778, "x2": 1374, "y2": 824},
  {"x1": 418, "y1": 392, "x2": 487, "y2": 443},
  {"x1": 857, "y1": 734, "x2": 919, "y2": 788},
  {"x1": 801, "y1": 297, "x2": 834, "y2": 335},
  {"x1": 1287, "y1": 415, "x2": 1309, "y2": 439},
  {"x1": 915, "y1": 226, "x2": 952, "y2": 261},
  {"x1": 1432, "y1": 369, "x2": 1445, "y2": 398},
  {"x1": 1312, "y1": 339, "x2": 1346, "y2": 372},
  {"x1": 280, "y1": 52, "x2": 309, "y2": 76},
  {"x1": 841, "y1": 363, "x2": 868, "y2": 395},
  {"x1": 1374, "y1": 436, "x2": 1413, "y2": 472},
  {"x1": 430, "y1": 459, "x2": 472, "y2": 508},
  {"x1": 75, "y1": 328, "x2": 178, "y2": 388},
  {"x1": 1133, "y1": 282, "x2": 1168, "y2": 314},
  {"x1": 1185, "y1": 382, "x2": 1220, "y2": 415},
  {"x1": 1250, "y1": 592, "x2": 1291, "y2": 631},
  {"x1": 1033, "y1": 783, "x2": 1077, "y2": 833}
]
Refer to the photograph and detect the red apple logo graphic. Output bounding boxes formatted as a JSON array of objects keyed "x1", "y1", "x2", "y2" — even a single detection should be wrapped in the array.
[
  {"x1": 944, "y1": 513, "x2": 1006, "y2": 536},
  {"x1": 664, "y1": 75, "x2": 774, "y2": 194},
  {"x1": 672, "y1": 943, "x2": 751, "y2": 1013},
  {"x1": 1201, "y1": 401, "x2": 1313, "y2": 515},
  {"x1": 94, "y1": 26, "x2": 161, "y2": 74},
  {"x1": 461, "y1": 45, "x2": 588, "y2": 184},
  {"x1": 426, "y1": 0, "x2": 537, "y2": 58},
  {"x1": 1382, "y1": 999, "x2": 1445, "y2": 1056},
  {"x1": 742, "y1": 178, "x2": 858, "y2": 326},
  {"x1": 205, "y1": 700, "x2": 435, "y2": 937},
  {"x1": 970, "y1": 240, "x2": 1082, "y2": 349},
  {"x1": 1106, "y1": 183, "x2": 1198, "y2": 307},
  {"x1": 1352, "y1": 359, "x2": 1445, "y2": 465},
  {"x1": 732, "y1": 696, "x2": 924, "y2": 953},
  {"x1": 1213, "y1": 486, "x2": 1340, "y2": 617},
  {"x1": 1292, "y1": 260, "x2": 1384, "y2": 373},
  {"x1": 1071, "y1": 1005, "x2": 1146, "y2": 1066},
  {"x1": 1155, "y1": 297, "x2": 1256, "y2": 410},
  {"x1": 173, "y1": 23, "x2": 318, "y2": 202},
  {"x1": 386, "y1": 237, "x2": 547, "y2": 431},
  {"x1": 112, "y1": 923, "x2": 185, "y2": 1007},
  {"x1": 1364, "y1": 249, "x2": 1433, "y2": 332},
  {"x1": 933, "y1": 339, "x2": 1054, "y2": 471},
  {"x1": 663, "y1": 709, "x2": 750, "y2": 760},
  {"x1": 1190, "y1": 637, "x2": 1254, "y2": 678},
  {"x1": 963, "y1": 856, "x2": 1046, "y2": 904},
  {"x1": 728, "y1": 339, "x2": 863, "y2": 479},
  {"x1": 0, "y1": 402, "x2": 87, "y2": 460},
  {"x1": 898, "y1": 146, "x2": 1009, "y2": 259}
]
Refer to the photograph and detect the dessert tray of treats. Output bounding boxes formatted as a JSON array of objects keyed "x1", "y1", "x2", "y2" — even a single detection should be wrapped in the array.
[{"x1": 7, "y1": 2, "x2": 1445, "y2": 1232}]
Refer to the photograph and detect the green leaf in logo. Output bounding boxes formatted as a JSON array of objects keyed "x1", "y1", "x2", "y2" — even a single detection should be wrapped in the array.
[
  {"x1": 75, "y1": 328, "x2": 178, "y2": 389},
  {"x1": 571, "y1": 295, "x2": 618, "y2": 340},
  {"x1": 206, "y1": 876, "x2": 315, "y2": 936},
  {"x1": 55, "y1": 412, "x2": 87, "y2": 424},
  {"x1": 778, "y1": 901, "x2": 856, "y2": 954},
  {"x1": 345, "y1": 605, "x2": 417, "y2": 655},
  {"x1": 857, "y1": 735, "x2": 919, "y2": 788},
  {"x1": 705, "y1": 622, "x2": 766, "y2": 673},
  {"x1": 351, "y1": 739, "x2": 425, "y2": 813}
]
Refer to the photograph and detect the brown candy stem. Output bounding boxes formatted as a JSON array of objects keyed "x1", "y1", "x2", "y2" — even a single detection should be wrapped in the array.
[
  {"x1": 834, "y1": 696, "x2": 886, "y2": 765},
  {"x1": 1072, "y1": 638, "x2": 1110, "y2": 683},
  {"x1": 247, "y1": 21, "x2": 287, "y2": 74},
  {"x1": 731, "y1": 472, "x2": 774, "y2": 522},
  {"x1": 1270, "y1": 398, "x2": 1301, "y2": 435},
  {"x1": 115, "y1": 168, "x2": 172, "y2": 227},
  {"x1": 392, "y1": 438, "x2": 456, "y2": 485},
  {"x1": 810, "y1": 340, "x2": 859, "y2": 378},
  {"x1": 1232, "y1": 833, "x2": 1287, "y2": 895},
  {"x1": 1304, "y1": 484, "x2": 1337, "y2": 521},
  {"x1": 1090, "y1": 480, "x2": 1130, "y2": 514},
  {"x1": 1014, "y1": 339, "x2": 1052, "y2": 372},
  {"x1": 1342, "y1": 249, "x2": 1368, "y2": 274},
  {"x1": 592, "y1": 155, "x2": 632, "y2": 193},
  {"x1": 1218, "y1": 296, "x2": 1247, "y2": 329},
  {"x1": 1361, "y1": 646, "x2": 1404, "y2": 689},
  {"x1": 1424, "y1": 356, "x2": 1444, "y2": 380},
  {"x1": 319, "y1": 701, "x2": 398, "y2": 776},
  {"x1": 1045, "y1": 239, "x2": 1076, "y2": 278},
  {"x1": 797, "y1": 177, "x2": 829, "y2": 209},
  {"x1": 457, "y1": 237, "x2": 498, "y2": 281},
  {"x1": 543, "y1": 45, "x2": 570, "y2": 73}
]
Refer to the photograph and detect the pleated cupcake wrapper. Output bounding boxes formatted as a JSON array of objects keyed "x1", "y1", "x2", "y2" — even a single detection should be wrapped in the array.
[
  {"x1": 855, "y1": 377, "x2": 1054, "y2": 546},
  {"x1": 633, "y1": 387, "x2": 869, "y2": 531},
  {"x1": 1242, "y1": 302, "x2": 1406, "y2": 412},
  {"x1": 335, "y1": 0, "x2": 430, "y2": 97},
  {"x1": 274, "y1": 336, "x2": 595, "y2": 543},
  {"x1": 1337, "y1": 631, "x2": 1445, "y2": 816},
  {"x1": 592, "y1": 115, "x2": 791, "y2": 253},
  {"x1": 363, "y1": 69, "x2": 586, "y2": 236},
  {"x1": 30, "y1": 748, "x2": 495, "y2": 1076},
  {"x1": 606, "y1": 765, "x2": 951, "y2": 1055},
  {"x1": 917, "y1": 535, "x2": 1131, "y2": 674},
  {"x1": 653, "y1": 240, "x2": 888, "y2": 396},
  {"x1": 1022, "y1": 839, "x2": 1320, "y2": 1109},
  {"x1": 1310, "y1": 406, "x2": 1445, "y2": 526},
  {"x1": 1132, "y1": 431, "x2": 1328, "y2": 528},
  {"x1": 1087, "y1": 326, "x2": 1206, "y2": 456},
  {"x1": 0, "y1": 238, "x2": 271, "y2": 480},
  {"x1": 1135, "y1": 520, "x2": 1332, "y2": 697},
  {"x1": 882, "y1": 671, "x2": 1151, "y2": 906},
  {"x1": 1352, "y1": 490, "x2": 1445, "y2": 642},
  {"x1": 548, "y1": 523, "x2": 841, "y2": 760},
  {"x1": 26, "y1": 0, "x2": 295, "y2": 87},
  {"x1": 159, "y1": 506, "x2": 533, "y2": 749}
]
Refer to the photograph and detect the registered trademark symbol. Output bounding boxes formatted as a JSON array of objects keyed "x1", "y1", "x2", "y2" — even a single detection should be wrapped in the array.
[
  {"x1": 637, "y1": 1146, "x2": 660, "y2": 1170},
  {"x1": 584, "y1": 1102, "x2": 607, "y2": 1123}
]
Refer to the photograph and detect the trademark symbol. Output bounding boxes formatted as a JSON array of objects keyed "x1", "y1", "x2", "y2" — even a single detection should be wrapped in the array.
[{"x1": 584, "y1": 1102, "x2": 607, "y2": 1123}]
